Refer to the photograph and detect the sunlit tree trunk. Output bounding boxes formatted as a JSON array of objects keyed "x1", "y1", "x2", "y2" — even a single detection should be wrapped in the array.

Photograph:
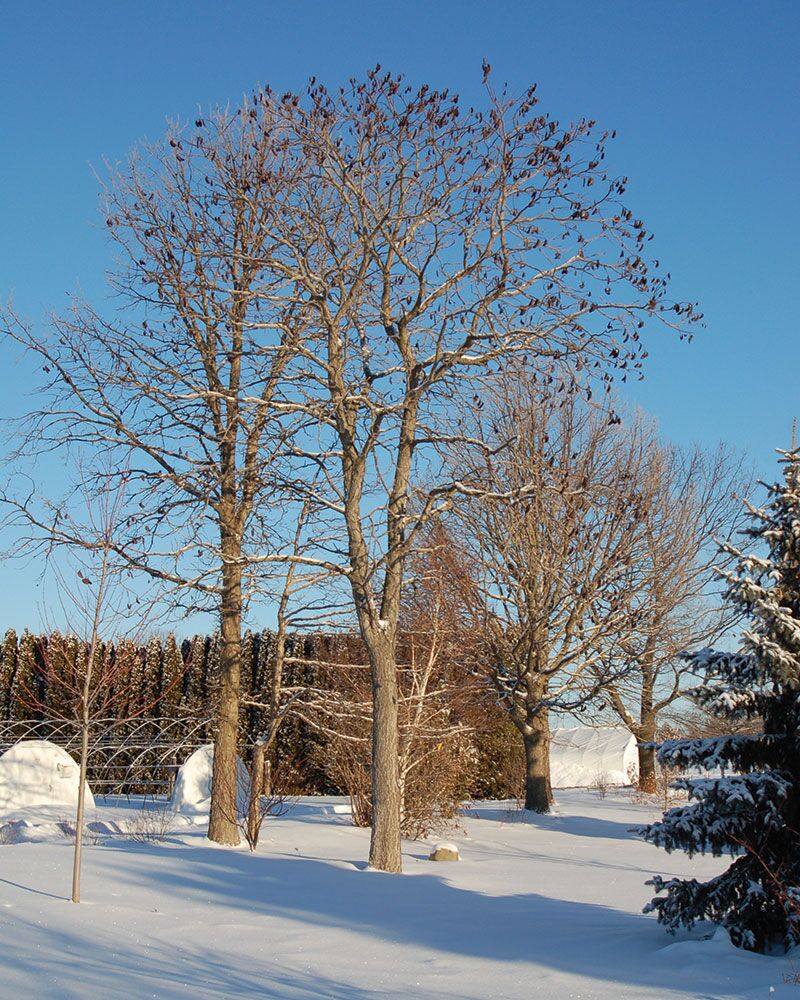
[{"x1": 523, "y1": 710, "x2": 553, "y2": 813}]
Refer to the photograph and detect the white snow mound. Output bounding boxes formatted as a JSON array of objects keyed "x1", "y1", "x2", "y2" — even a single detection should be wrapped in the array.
[
  {"x1": 171, "y1": 744, "x2": 250, "y2": 815},
  {"x1": 550, "y1": 726, "x2": 638, "y2": 788},
  {"x1": 0, "y1": 739, "x2": 95, "y2": 814}
]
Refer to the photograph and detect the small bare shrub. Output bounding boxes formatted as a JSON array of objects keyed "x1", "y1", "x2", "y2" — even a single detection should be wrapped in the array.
[
  {"x1": 208, "y1": 749, "x2": 301, "y2": 852},
  {"x1": 782, "y1": 960, "x2": 800, "y2": 986},
  {"x1": 627, "y1": 760, "x2": 684, "y2": 808},
  {"x1": 126, "y1": 802, "x2": 176, "y2": 843},
  {"x1": 590, "y1": 770, "x2": 611, "y2": 799},
  {"x1": 402, "y1": 736, "x2": 476, "y2": 839},
  {"x1": 657, "y1": 764, "x2": 685, "y2": 810},
  {"x1": 308, "y1": 634, "x2": 477, "y2": 841},
  {"x1": 317, "y1": 733, "x2": 371, "y2": 828},
  {"x1": 315, "y1": 704, "x2": 475, "y2": 839},
  {"x1": 468, "y1": 706, "x2": 526, "y2": 802},
  {"x1": 58, "y1": 817, "x2": 77, "y2": 841}
]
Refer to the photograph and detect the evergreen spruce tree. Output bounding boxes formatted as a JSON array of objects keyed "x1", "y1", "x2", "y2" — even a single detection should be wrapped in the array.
[
  {"x1": 63, "y1": 634, "x2": 81, "y2": 709},
  {"x1": 241, "y1": 630, "x2": 257, "y2": 740},
  {"x1": 640, "y1": 450, "x2": 800, "y2": 952},
  {"x1": 111, "y1": 639, "x2": 135, "y2": 719},
  {"x1": 161, "y1": 634, "x2": 184, "y2": 715},
  {"x1": 141, "y1": 635, "x2": 163, "y2": 751},
  {"x1": 185, "y1": 635, "x2": 209, "y2": 738},
  {"x1": 44, "y1": 631, "x2": 69, "y2": 719},
  {"x1": 0, "y1": 628, "x2": 18, "y2": 721},
  {"x1": 205, "y1": 632, "x2": 221, "y2": 709},
  {"x1": 11, "y1": 629, "x2": 38, "y2": 720},
  {"x1": 177, "y1": 638, "x2": 193, "y2": 722},
  {"x1": 144, "y1": 636, "x2": 163, "y2": 710}
]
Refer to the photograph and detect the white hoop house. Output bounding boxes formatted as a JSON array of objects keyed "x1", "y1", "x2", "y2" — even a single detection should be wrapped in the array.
[
  {"x1": 550, "y1": 726, "x2": 638, "y2": 788},
  {"x1": 0, "y1": 739, "x2": 95, "y2": 813}
]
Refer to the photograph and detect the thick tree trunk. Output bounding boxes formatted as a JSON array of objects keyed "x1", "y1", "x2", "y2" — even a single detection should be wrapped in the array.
[
  {"x1": 523, "y1": 711, "x2": 553, "y2": 813},
  {"x1": 638, "y1": 742, "x2": 657, "y2": 793},
  {"x1": 367, "y1": 637, "x2": 402, "y2": 872},
  {"x1": 637, "y1": 713, "x2": 657, "y2": 793},
  {"x1": 208, "y1": 560, "x2": 243, "y2": 846},
  {"x1": 637, "y1": 664, "x2": 658, "y2": 793}
]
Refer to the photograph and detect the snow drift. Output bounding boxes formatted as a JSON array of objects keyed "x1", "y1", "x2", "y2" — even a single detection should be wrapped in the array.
[
  {"x1": 0, "y1": 739, "x2": 95, "y2": 814},
  {"x1": 550, "y1": 726, "x2": 638, "y2": 788},
  {"x1": 170, "y1": 744, "x2": 250, "y2": 815}
]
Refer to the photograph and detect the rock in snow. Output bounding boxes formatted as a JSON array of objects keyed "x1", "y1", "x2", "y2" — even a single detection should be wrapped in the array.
[
  {"x1": 170, "y1": 743, "x2": 250, "y2": 815},
  {"x1": 429, "y1": 841, "x2": 460, "y2": 861},
  {"x1": 0, "y1": 739, "x2": 94, "y2": 814}
]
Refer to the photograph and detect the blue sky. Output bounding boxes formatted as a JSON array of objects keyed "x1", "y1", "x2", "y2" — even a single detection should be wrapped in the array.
[{"x1": 0, "y1": 1, "x2": 798, "y2": 630}]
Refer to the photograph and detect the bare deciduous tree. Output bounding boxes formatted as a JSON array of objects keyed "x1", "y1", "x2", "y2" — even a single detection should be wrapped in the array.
[
  {"x1": 597, "y1": 443, "x2": 749, "y2": 790},
  {"x1": 442, "y1": 381, "x2": 657, "y2": 812},
  {"x1": 267, "y1": 68, "x2": 696, "y2": 866},
  {"x1": 11, "y1": 478, "x2": 162, "y2": 901},
  {"x1": 2, "y1": 105, "x2": 307, "y2": 845},
  {"x1": 238, "y1": 500, "x2": 338, "y2": 849}
]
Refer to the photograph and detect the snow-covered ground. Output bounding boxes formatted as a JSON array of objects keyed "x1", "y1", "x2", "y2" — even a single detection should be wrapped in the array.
[{"x1": 0, "y1": 790, "x2": 794, "y2": 999}]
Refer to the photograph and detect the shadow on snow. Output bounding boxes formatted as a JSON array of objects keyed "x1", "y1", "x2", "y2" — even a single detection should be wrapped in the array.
[{"x1": 81, "y1": 839, "x2": 722, "y2": 996}]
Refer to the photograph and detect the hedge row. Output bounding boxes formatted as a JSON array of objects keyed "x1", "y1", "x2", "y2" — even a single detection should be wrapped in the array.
[{"x1": 0, "y1": 627, "x2": 522, "y2": 798}]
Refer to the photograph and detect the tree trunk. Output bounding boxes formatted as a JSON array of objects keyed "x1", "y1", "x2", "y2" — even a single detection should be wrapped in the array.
[
  {"x1": 523, "y1": 711, "x2": 553, "y2": 813},
  {"x1": 638, "y1": 742, "x2": 657, "y2": 793},
  {"x1": 208, "y1": 560, "x2": 243, "y2": 846},
  {"x1": 637, "y1": 714, "x2": 657, "y2": 793},
  {"x1": 71, "y1": 719, "x2": 89, "y2": 903},
  {"x1": 368, "y1": 637, "x2": 402, "y2": 872},
  {"x1": 246, "y1": 743, "x2": 266, "y2": 850},
  {"x1": 263, "y1": 757, "x2": 272, "y2": 802}
]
